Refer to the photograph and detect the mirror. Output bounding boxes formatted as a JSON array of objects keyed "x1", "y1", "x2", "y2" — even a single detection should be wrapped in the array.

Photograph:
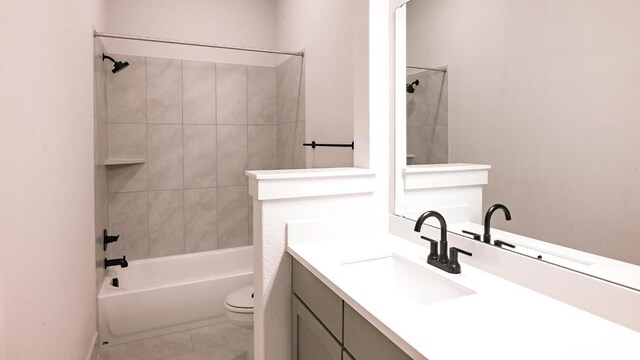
[{"x1": 394, "y1": 0, "x2": 640, "y2": 289}]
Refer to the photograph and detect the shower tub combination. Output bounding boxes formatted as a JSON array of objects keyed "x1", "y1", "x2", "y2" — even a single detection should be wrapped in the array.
[{"x1": 98, "y1": 246, "x2": 253, "y2": 345}]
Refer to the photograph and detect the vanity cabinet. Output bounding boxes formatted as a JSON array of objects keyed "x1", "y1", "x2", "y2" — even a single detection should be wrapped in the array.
[
  {"x1": 292, "y1": 259, "x2": 411, "y2": 360},
  {"x1": 292, "y1": 295, "x2": 342, "y2": 360},
  {"x1": 343, "y1": 303, "x2": 412, "y2": 360}
]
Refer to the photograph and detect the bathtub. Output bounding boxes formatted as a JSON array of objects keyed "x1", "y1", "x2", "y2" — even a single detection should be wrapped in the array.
[{"x1": 98, "y1": 246, "x2": 253, "y2": 345}]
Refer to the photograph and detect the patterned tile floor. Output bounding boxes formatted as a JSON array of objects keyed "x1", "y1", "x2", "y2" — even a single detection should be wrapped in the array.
[{"x1": 99, "y1": 321, "x2": 251, "y2": 360}]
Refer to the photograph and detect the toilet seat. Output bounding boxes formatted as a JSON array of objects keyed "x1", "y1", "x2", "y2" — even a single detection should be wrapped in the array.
[{"x1": 225, "y1": 285, "x2": 254, "y2": 314}]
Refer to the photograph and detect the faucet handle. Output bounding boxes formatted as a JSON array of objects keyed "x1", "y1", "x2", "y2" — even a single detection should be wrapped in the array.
[
  {"x1": 420, "y1": 236, "x2": 439, "y2": 262},
  {"x1": 462, "y1": 230, "x2": 481, "y2": 241},
  {"x1": 494, "y1": 240, "x2": 515, "y2": 249},
  {"x1": 103, "y1": 229, "x2": 120, "y2": 251},
  {"x1": 448, "y1": 247, "x2": 472, "y2": 274}
]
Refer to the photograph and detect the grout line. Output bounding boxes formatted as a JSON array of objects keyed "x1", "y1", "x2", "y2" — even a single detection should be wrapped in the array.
[
  {"x1": 214, "y1": 62, "x2": 220, "y2": 251},
  {"x1": 181, "y1": 59, "x2": 186, "y2": 254},
  {"x1": 245, "y1": 65, "x2": 251, "y2": 242},
  {"x1": 144, "y1": 56, "x2": 151, "y2": 259}
]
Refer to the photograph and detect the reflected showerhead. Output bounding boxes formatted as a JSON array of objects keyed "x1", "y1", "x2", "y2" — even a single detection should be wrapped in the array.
[
  {"x1": 406, "y1": 79, "x2": 419, "y2": 93},
  {"x1": 102, "y1": 54, "x2": 130, "y2": 74}
]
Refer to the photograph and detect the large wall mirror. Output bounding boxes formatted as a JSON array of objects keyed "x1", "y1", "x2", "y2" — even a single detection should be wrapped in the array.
[{"x1": 394, "y1": 0, "x2": 640, "y2": 289}]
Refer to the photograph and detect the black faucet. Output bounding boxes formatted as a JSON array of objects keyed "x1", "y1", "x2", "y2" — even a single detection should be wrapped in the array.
[
  {"x1": 105, "y1": 256, "x2": 128, "y2": 269},
  {"x1": 414, "y1": 210, "x2": 472, "y2": 274},
  {"x1": 483, "y1": 204, "x2": 512, "y2": 244}
]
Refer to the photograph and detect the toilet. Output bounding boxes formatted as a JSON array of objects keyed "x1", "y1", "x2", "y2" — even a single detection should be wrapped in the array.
[{"x1": 225, "y1": 285, "x2": 254, "y2": 359}]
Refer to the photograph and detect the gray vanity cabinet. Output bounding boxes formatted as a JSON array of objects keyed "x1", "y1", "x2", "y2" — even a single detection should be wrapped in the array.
[
  {"x1": 292, "y1": 259, "x2": 412, "y2": 360},
  {"x1": 342, "y1": 350, "x2": 355, "y2": 360},
  {"x1": 292, "y1": 295, "x2": 343, "y2": 360},
  {"x1": 343, "y1": 303, "x2": 413, "y2": 360},
  {"x1": 292, "y1": 259, "x2": 343, "y2": 340}
]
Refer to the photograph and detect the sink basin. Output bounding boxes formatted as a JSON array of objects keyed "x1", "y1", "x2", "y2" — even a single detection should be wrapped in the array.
[{"x1": 341, "y1": 255, "x2": 475, "y2": 308}]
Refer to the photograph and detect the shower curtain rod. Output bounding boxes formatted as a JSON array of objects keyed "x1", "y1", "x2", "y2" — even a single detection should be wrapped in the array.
[
  {"x1": 93, "y1": 31, "x2": 304, "y2": 57},
  {"x1": 407, "y1": 65, "x2": 447, "y2": 73}
]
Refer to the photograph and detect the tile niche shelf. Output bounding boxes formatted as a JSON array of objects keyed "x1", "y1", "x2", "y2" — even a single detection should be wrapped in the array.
[{"x1": 104, "y1": 158, "x2": 146, "y2": 166}]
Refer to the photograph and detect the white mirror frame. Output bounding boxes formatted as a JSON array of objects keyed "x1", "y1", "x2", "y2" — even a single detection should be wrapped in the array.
[{"x1": 392, "y1": 3, "x2": 407, "y2": 216}]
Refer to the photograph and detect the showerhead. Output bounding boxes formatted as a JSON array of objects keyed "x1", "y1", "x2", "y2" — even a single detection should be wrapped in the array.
[
  {"x1": 406, "y1": 79, "x2": 420, "y2": 94},
  {"x1": 102, "y1": 54, "x2": 130, "y2": 74}
]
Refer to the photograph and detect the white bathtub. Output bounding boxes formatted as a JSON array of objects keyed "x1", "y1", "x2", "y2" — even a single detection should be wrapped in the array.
[{"x1": 98, "y1": 246, "x2": 253, "y2": 345}]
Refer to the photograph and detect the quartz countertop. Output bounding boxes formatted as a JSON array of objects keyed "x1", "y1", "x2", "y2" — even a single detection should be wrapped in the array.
[{"x1": 287, "y1": 233, "x2": 640, "y2": 360}]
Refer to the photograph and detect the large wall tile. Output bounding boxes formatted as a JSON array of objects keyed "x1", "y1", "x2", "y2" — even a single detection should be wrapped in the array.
[
  {"x1": 406, "y1": 71, "x2": 429, "y2": 127},
  {"x1": 184, "y1": 125, "x2": 216, "y2": 188},
  {"x1": 216, "y1": 63, "x2": 247, "y2": 124},
  {"x1": 147, "y1": 57, "x2": 182, "y2": 124},
  {"x1": 407, "y1": 125, "x2": 449, "y2": 164},
  {"x1": 248, "y1": 125, "x2": 276, "y2": 170},
  {"x1": 148, "y1": 190, "x2": 184, "y2": 257},
  {"x1": 276, "y1": 56, "x2": 303, "y2": 125},
  {"x1": 293, "y1": 121, "x2": 306, "y2": 169},
  {"x1": 94, "y1": 39, "x2": 108, "y2": 121},
  {"x1": 108, "y1": 123, "x2": 146, "y2": 160},
  {"x1": 184, "y1": 188, "x2": 217, "y2": 252},
  {"x1": 148, "y1": 124, "x2": 183, "y2": 190},
  {"x1": 108, "y1": 164, "x2": 148, "y2": 193},
  {"x1": 108, "y1": 55, "x2": 146, "y2": 123},
  {"x1": 217, "y1": 186, "x2": 248, "y2": 249},
  {"x1": 217, "y1": 125, "x2": 247, "y2": 186},
  {"x1": 109, "y1": 192, "x2": 148, "y2": 260},
  {"x1": 183, "y1": 61, "x2": 215, "y2": 124},
  {"x1": 276, "y1": 122, "x2": 295, "y2": 169},
  {"x1": 248, "y1": 66, "x2": 276, "y2": 125}
]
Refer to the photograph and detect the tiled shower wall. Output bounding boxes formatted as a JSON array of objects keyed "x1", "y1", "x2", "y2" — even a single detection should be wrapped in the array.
[
  {"x1": 276, "y1": 56, "x2": 305, "y2": 169},
  {"x1": 104, "y1": 54, "x2": 302, "y2": 260},
  {"x1": 406, "y1": 70, "x2": 449, "y2": 164}
]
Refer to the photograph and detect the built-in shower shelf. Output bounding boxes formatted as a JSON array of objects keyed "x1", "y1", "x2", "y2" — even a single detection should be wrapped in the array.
[{"x1": 104, "y1": 158, "x2": 146, "y2": 166}]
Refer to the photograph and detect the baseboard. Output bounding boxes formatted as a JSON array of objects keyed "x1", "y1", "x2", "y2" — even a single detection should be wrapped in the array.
[{"x1": 85, "y1": 331, "x2": 99, "y2": 360}]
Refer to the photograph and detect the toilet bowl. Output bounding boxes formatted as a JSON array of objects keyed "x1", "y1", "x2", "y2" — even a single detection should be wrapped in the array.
[{"x1": 225, "y1": 285, "x2": 254, "y2": 358}]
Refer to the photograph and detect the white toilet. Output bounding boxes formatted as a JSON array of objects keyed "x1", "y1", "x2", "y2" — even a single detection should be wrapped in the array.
[{"x1": 225, "y1": 285, "x2": 254, "y2": 359}]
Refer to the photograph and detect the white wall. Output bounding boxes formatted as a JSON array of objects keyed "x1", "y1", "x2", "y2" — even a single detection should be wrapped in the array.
[
  {"x1": 276, "y1": 0, "x2": 366, "y2": 168},
  {"x1": 0, "y1": 0, "x2": 106, "y2": 359},
  {"x1": 105, "y1": 0, "x2": 282, "y2": 66},
  {"x1": 406, "y1": 0, "x2": 640, "y2": 264}
]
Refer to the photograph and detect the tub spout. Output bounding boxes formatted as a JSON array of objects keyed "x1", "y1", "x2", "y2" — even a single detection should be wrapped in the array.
[{"x1": 105, "y1": 256, "x2": 128, "y2": 269}]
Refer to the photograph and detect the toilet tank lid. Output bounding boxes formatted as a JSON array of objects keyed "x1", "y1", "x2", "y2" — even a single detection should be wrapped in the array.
[{"x1": 225, "y1": 285, "x2": 254, "y2": 309}]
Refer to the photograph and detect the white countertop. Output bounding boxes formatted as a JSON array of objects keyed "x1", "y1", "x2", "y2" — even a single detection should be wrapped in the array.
[{"x1": 287, "y1": 233, "x2": 640, "y2": 360}]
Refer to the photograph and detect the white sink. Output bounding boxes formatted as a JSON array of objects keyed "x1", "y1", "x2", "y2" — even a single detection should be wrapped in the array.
[{"x1": 341, "y1": 255, "x2": 475, "y2": 308}]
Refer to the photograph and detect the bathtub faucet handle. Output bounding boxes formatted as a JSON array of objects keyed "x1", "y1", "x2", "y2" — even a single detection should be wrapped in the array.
[{"x1": 103, "y1": 229, "x2": 120, "y2": 251}]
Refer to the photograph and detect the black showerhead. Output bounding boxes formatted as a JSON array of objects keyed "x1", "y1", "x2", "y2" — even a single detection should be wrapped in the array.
[
  {"x1": 406, "y1": 79, "x2": 420, "y2": 94},
  {"x1": 102, "y1": 54, "x2": 130, "y2": 74}
]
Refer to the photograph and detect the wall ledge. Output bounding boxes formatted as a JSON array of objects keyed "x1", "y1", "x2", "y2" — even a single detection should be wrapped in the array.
[
  {"x1": 246, "y1": 167, "x2": 375, "y2": 201},
  {"x1": 402, "y1": 163, "x2": 490, "y2": 190}
]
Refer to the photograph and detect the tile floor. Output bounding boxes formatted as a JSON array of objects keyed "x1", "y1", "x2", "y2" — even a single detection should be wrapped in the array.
[{"x1": 99, "y1": 321, "x2": 251, "y2": 360}]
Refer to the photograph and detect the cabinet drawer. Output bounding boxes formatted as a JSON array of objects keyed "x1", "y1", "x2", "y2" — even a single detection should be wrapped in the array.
[
  {"x1": 292, "y1": 295, "x2": 342, "y2": 360},
  {"x1": 343, "y1": 303, "x2": 412, "y2": 360},
  {"x1": 292, "y1": 259, "x2": 343, "y2": 340}
]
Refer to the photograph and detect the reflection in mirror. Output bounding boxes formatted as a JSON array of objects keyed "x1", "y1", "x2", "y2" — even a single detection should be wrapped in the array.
[
  {"x1": 396, "y1": 0, "x2": 640, "y2": 289},
  {"x1": 406, "y1": 66, "x2": 448, "y2": 165}
]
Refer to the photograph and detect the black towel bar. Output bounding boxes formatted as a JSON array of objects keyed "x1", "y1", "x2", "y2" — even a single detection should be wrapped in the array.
[{"x1": 303, "y1": 141, "x2": 354, "y2": 150}]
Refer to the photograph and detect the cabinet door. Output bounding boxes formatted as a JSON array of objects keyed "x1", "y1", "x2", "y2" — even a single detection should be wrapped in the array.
[
  {"x1": 343, "y1": 350, "x2": 355, "y2": 360},
  {"x1": 292, "y1": 259, "x2": 343, "y2": 340},
  {"x1": 344, "y1": 303, "x2": 412, "y2": 360},
  {"x1": 292, "y1": 295, "x2": 342, "y2": 360}
]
